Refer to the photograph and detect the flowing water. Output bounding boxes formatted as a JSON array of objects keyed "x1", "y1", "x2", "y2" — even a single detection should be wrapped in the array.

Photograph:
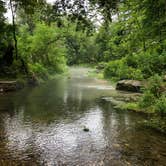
[{"x1": 0, "y1": 67, "x2": 165, "y2": 166}]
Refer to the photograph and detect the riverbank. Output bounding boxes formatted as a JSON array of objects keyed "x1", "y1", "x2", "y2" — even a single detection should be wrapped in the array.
[
  {"x1": 0, "y1": 74, "x2": 39, "y2": 92},
  {"x1": 0, "y1": 66, "x2": 69, "y2": 92},
  {"x1": 120, "y1": 102, "x2": 166, "y2": 134},
  {"x1": 88, "y1": 66, "x2": 166, "y2": 134}
]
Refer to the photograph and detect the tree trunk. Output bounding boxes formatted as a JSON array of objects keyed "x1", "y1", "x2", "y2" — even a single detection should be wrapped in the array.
[
  {"x1": 9, "y1": 0, "x2": 29, "y2": 74},
  {"x1": 9, "y1": 0, "x2": 18, "y2": 60}
]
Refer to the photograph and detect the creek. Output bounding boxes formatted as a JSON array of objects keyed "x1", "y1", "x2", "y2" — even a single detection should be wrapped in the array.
[{"x1": 0, "y1": 67, "x2": 165, "y2": 165}]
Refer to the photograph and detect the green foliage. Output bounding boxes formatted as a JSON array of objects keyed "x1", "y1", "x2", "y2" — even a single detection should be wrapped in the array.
[
  {"x1": 104, "y1": 59, "x2": 125, "y2": 78},
  {"x1": 103, "y1": 50, "x2": 166, "y2": 81},
  {"x1": 145, "y1": 75, "x2": 164, "y2": 98},
  {"x1": 95, "y1": 0, "x2": 166, "y2": 84},
  {"x1": 155, "y1": 95, "x2": 166, "y2": 115},
  {"x1": 12, "y1": 0, "x2": 46, "y2": 14},
  {"x1": 139, "y1": 91, "x2": 156, "y2": 108},
  {"x1": 96, "y1": 62, "x2": 107, "y2": 70},
  {"x1": 104, "y1": 58, "x2": 143, "y2": 80},
  {"x1": 28, "y1": 63, "x2": 49, "y2": 80},
  {"x1": 139, "y1": 75, "x2": 166, "y2": 115},
  {"x1": 122, "y1": 102, "x2": 140, "y2": 112},
  {"x1": 18, "y1": 22, "x2": 67, "y2": 77},
  {"x1": 133, "y1": 52, "x2": 166, "y2": 78},
  {"x1": 0, "y1": 1, "x2": 13, "y2": 59},
  {"x1": 64, "y1": 21, "x2": 97, "y2": 65},
  {"x1": 89, "y1": 0, "x2": 119, "y2": 22}
]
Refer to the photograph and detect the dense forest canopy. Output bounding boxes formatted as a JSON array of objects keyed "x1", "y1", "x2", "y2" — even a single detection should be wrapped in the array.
[{"x1": 0, "y1": 0, "x2": 166, "y2": 69}]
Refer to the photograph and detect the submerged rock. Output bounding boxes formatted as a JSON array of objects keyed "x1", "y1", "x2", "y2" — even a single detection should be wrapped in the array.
[
  {"x1": 83, "y1": 126, "x2": 89, "y2": 132},
  {"x1": 116, "y1": 80, "x2": 143, "y2": 92},
  {"x1": 101, "y1": 97, "x2": 125, "y2": 106}
]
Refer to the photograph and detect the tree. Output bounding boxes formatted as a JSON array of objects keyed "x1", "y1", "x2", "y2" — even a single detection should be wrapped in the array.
[
  {"x1": 141, "y1": 0, "x2": 166, "y2": 50},
  {"x1": 89, "y1": 0, "x2": 120, "y2": 23}
]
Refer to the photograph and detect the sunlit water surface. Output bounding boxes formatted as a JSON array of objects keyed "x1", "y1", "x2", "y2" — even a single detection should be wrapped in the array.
[{"x1": 0, "y1": 67, "x2": 165, "y2": 166}]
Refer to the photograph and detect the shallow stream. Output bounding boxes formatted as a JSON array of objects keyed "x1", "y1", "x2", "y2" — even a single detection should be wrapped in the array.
[{"x1": 0, "y1": 67, "x2": 165, "y2": 165}]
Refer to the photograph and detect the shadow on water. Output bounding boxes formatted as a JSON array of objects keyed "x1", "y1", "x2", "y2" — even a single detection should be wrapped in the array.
[{"x1": 0, "y1": 67, "x2": 165, "y2": 165}]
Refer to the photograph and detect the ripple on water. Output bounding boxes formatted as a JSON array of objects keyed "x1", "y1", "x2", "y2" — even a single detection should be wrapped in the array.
[{"x1": 0, "y1": 67, "x2": 165, "y2": 165}]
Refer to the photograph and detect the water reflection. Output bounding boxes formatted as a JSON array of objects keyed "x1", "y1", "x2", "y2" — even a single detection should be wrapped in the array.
[{"x1": 0, "y1": 68, "x2": 165, "y2": 165}]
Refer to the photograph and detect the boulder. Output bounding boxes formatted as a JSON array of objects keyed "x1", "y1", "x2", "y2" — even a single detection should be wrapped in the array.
[{"x1": 116, "y1": 80, "x2": 143, "y2": 92}]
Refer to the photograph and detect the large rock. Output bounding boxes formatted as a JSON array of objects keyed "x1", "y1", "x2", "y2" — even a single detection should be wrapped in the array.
[{"x1": 116, "y1": 80, "x2": 143, "y2": 92}]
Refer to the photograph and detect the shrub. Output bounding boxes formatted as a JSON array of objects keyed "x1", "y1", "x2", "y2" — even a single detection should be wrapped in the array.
[
  {"x1": 104, "y1": 58, "x2": 127, "y2": 79},
  {"x1": 104, "y1": 58, "x2": 143, "y2": 80},
  {"x1": 125, "y1": 52, "x2": 166, "y2": 79},
  {"x1": 28, "y1": 63, "x2": 49, "y2": 80},
  {"x1": 146, "y1": 74, "x2": 164, "y2": 98},
  {"x1": 155, "y1": 95, "x2": 166, "y2": 116},
  {"x1": 126, "y1": 54, "x2": 138, "y2": 68},
  {"x1": 139, "y1": 75, "x2": 166, "y2": 114},
  {"x1": 139, "y1": 91, "x2": 156, "y2": 108},
  {"x1": 134, "y1": 51, "x2": 166, "y2": 78},
  {"x1": 127, "y1": 67, "x2": 143, "y2": 80}
]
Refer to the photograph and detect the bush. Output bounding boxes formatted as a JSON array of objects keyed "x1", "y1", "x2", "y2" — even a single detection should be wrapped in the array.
[
  {"x1": 126, "y1": 54, "x2": 138, "y2": 68},
  {"x1": 104, "y1": 59, "x2": 124, "y2": 78},
  {"x1": 146, "y1": 74, "x2": 164, "y2": 98},
  {"x1": 139, "y1": 75, "x2": 166, "y2": 114},
  {"x1": 104, "y1": 58, "x2": 143, "y2": 80},
  {"x1": 155, "y1": 95, "x2": 166, "y2": 115},
  {"x1": 28, "y1": 63, "x2": 49, "y2": 80},
  {"x1": 139, "y1": 91, "x2": 156, "y2": 108},
  {"x1": 124, "y1": 52, "x2": 166, "y2": 79},
  {"x1": 132, "y1": 51, "x2": 166, "y2": 78}
]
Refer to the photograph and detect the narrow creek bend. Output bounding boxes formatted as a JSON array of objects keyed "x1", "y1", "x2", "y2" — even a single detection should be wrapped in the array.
[{"x1": 0, "y1": 67, "x2": 165, "y2": 166}]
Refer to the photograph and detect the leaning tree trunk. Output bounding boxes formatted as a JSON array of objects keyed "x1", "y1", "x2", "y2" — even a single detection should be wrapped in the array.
[
  {"x1": 9, "y1": 0, "x2": 29, "y2": 74},
  {"x1": 9, "y1": 0, "x2": 18, "y2": 60}
]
